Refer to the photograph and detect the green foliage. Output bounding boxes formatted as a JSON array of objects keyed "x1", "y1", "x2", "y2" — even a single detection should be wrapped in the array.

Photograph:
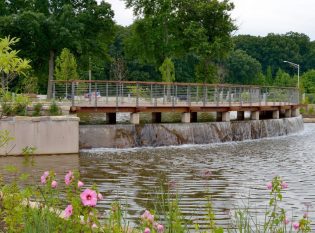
[
  {"x1": 32, "y1": 103, "x2": 42, "y2": 117},
  {"x1": 0, "y1": 37, "x2": 31, "y2": 89},
  {"x1": 48, "y1": 101, "x2": 61, "y2": 116},
  {"x1": 0, "y1": 90, "x2": 30, "y2": 117},
  {"x1": 55, "y1": 48, "x2": 78, "y2": 82},
  {"x1": 159, "y1": 58, "x2": 175, "y2": 83},
  {"x1": 226, "y1": 49, "x2": 262, "y2": 84},
  {"x1": 20, "y1": 75, "x2": 38, "y2": 94},
  {"x1": 302, "y1": 69, "x2": 315, "y2": 93}
]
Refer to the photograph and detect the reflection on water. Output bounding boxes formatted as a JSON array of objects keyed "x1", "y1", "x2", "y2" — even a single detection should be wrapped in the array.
[
  {"x1": 1, "y1": 124, "x2": 315, "y2": 229},
  {"x1": 0, "y1": 154, "x2": 79, "y2": 184}
]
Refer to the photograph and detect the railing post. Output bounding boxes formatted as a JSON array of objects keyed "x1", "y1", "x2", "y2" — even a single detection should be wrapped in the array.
[
  {"x1": 52, "y1": 82, "x2": 56, "y2": 99},
  {"x1": 136, "y1": 82, "x2": 139, "y2": 107},
  {"x1": 216, "y1": 86, "x2": 219, "y2": 106},
  {"x1": 229, "y1": 87, "x2": 232, "y2": 106},
  {"x1": 203, "y1": 84, "x2": 207, "y2": 106},
  {"x1": 150, "y1": 84, "x2": 153, "y2": 105},
  {"x1": 106, "y1": 82, "x2": 108, "y2": 104},
  {"x1": 71, "y1": 81, "x2": 75, "y2": 107},
  {"x1": 163, "y1": 85, "x2": 166, "y2": 104},
  {"x1": 175, "y1": 84, "x2": 178, "y2": 105},
  {"x1": 154, "y1": 85, "x2": 157, "y2": 107},
  {"x1": 116, "y1": 83, "x2": 119, "y2": 107},
  {"x1": 121, "y1": 83, "x2": 124, "y2": 104},
  {"x1": 240, "y1": 87, "x2": 242, "y2": 106},
  {"x1": 187, "y1": 85, "x2": 191, "y2": 106},
  {"x1": 94, "y1": 82, "x2": 98, "y2": 107},
  {"x1": 172, "y1": 84, "x2": 175, "y2": 107},
  {"x1": 249, "y1": 87, "x2": 252, "y2": 106}
]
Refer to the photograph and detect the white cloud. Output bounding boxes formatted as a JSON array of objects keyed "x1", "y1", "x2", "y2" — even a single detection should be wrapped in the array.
[
  {"x1": 232, "y1": 0, "x2": 315, "y2": 39},
  {"x1": 104, "y1": 0, "x2": 134, "y2": 26}
]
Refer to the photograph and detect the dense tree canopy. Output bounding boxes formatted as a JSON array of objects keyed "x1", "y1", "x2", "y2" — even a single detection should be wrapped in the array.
[
  {"x1": 0, "y1": 0, "x2": 115, "y2": 97},
  {"x1": 2, "y1": 0, "x2": 315, "y2": 94}
]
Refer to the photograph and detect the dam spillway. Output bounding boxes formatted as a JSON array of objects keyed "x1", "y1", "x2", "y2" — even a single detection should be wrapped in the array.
[{"x1": 79, "y1": 116, "x2": 304, "y2": 149}]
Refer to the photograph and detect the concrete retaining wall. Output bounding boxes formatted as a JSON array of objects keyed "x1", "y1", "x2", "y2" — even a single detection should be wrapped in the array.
[
  {"x1": 80, "y1": 116, "x2": 304, "y2": 149},
  {"x1": 0, "y1": 116, "x2": 79, "y2": 155}
]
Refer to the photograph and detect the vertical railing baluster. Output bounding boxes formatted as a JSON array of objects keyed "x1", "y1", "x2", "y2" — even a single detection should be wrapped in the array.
[{"x1": 71, "y1": 81, "x2": 75, "y2": 107}]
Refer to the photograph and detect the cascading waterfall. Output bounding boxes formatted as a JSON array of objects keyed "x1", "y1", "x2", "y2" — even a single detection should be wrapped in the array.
[{"x1": 79, "y1": 116, "x2": 304, "y2": 149}]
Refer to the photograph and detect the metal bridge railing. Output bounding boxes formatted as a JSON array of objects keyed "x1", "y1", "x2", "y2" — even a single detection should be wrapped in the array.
[{"x1": 52, "y1": 80, "x2": 300, "y2": 108}]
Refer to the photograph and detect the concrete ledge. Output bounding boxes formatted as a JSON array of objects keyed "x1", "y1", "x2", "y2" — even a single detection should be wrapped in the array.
[
  {"x1": 0, "y1": 116, "x2": 79, "y2": 155},
  {"x1": 303, "y1": 118, "x2": 315, "y2": 123}
]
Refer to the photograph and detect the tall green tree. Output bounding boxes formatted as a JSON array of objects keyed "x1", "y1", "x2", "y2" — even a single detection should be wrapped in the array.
[
  {"x1": 55, "y1": 48, "x2": 78, "y2": 96},
  {"x1": 124, "y1": 0, "x2": 236, "y2": 83}
]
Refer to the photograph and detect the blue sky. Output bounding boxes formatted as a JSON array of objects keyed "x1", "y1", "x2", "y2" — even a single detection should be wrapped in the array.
[{"x1": 104, "y1": 0, "x2": 315, "y2": 40}]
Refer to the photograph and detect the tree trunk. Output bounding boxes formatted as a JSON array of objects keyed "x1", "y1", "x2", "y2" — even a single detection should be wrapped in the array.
[{"x1": 47, "y1": 50, "x2": 55, "y2": 99}]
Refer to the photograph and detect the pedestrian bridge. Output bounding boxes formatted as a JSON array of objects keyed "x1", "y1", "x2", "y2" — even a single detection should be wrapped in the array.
[{"x1": 52, "y1": 80, "x2": 300, "y2": 124}]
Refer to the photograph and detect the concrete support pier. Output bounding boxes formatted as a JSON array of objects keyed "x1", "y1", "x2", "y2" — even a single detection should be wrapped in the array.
[
  {"x1": 251, "y1": 111, "x2": 260, "y2": 120},
  {"x1": 237, "y1": 111, "x2": 245, "y2": 120},
  {"x1": 285, "y1": 109, "x2": 292, "y2": 118},
  {"x1": 152, "y1": 112, "x2": 162, "y2": 123},
  {"x1": 106, "y1": 113, "x2": 117, "y2": 124},
  {"x1": 292, "y1": 108, "x2": 300, "y2": 117},
  {"x1": 222, "y1": 112, "x2": 230, "y2": 122},
  {"x1": 272, "y1": 110, "x2": 280, "y2": 119},
  {"x1": 130, "y1": 113, "x2": 140, "y2": 125},
  {"x1": 181, "y1": 112, "x2": 191, "y2": 123}
]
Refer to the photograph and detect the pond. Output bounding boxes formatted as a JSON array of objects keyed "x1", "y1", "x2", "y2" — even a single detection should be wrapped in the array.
[{"x1": 1, "y1": 123, "x2": 314, "y2": 229}]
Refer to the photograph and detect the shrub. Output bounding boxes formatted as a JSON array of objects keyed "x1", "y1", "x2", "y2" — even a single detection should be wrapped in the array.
[
  {"x1": 32, "y1": 103, "x2": 43, "y2": 117},
  {"x1": 48, "y1": 102, "x2": 61, "y2": 116}
]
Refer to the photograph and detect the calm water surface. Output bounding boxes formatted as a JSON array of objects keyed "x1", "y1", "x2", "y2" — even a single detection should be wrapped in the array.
[{"x1": 1, "y1": 123, "x2": 314, "y2": 229}]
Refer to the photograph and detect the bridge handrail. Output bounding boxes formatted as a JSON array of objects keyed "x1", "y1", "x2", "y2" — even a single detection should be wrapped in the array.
[{"x1": 51, "y1": 80, "x2": 298, "y2": 90}]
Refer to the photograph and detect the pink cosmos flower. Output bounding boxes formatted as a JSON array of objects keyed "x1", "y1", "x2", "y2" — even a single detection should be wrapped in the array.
[
  {"x1": 284, "y1": 217, "x2": 290, "y2": 225},
  {"x1": 266, "y1": 182, "x2": 272, "y2": 190},
  {"x1": 65, "y1": 171, "x2": 74, "y2": 185},
  {"x1": 303, "y1": 212, "x2": 309, "y2": 218},
  {"x1": 156, "y1": 224, "x2": 164, "y2": 233},
  {"x1": 144, "y1": 228, "x2": 151, "y2": 233},
  {"x1": 51, "y1": 180, "x2": 58, "y2": 188},
  {"x1": 293, "y1": 222, "x2": 299, "y2": 230},
  {"x1": 40, "y1": 171, "x2": 49, "y2": 184},
  {"x1": 64, "y1": 205, "x2": 73, "y2": 218},
  {"x1": 78, "y1": 180, "x2": 84, "y2": 188},
  {"x1": 141, "y1": 210, "x2": 154, "y2": 223},
  {"x1": 97, "y1": 193, "x2": 103, "y2": 200},
  {"x1": 80, "y1": 189, "x2": 98, "y2": 207},
  {"x1": 281, "y1": 181, "x2": 288, "y2": 189},
  {"x1": 92, "y1": 223, "x2": 97, "y2": 228}
]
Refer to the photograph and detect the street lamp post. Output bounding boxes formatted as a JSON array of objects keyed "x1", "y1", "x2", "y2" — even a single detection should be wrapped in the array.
[{"x1": 283, "y1": 60, "x2": 300, "y2": 89}]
